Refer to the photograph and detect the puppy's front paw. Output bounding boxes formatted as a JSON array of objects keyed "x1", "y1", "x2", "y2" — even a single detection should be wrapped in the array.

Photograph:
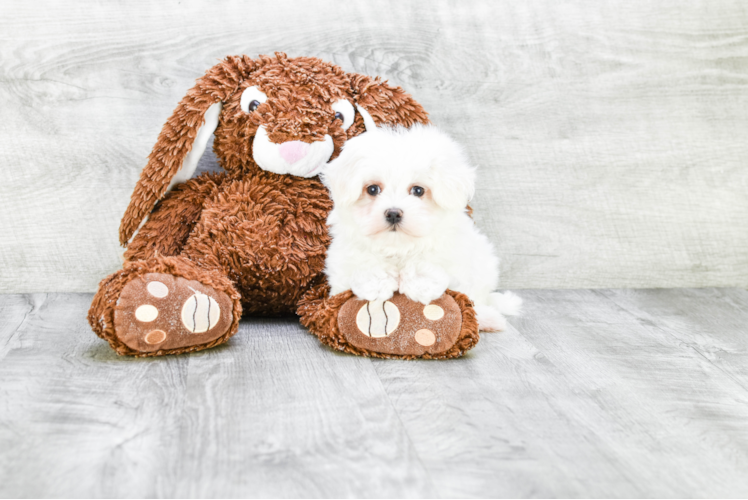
[
  {"x1": 350, "y1": 271, "x2": 399, "y2": 302},
  {"x1": 399, "y1": 279, "x2": 446, "y2": 305},
  {"x1": 399, "y1": 266, "x2": 450, "y2": 305}
]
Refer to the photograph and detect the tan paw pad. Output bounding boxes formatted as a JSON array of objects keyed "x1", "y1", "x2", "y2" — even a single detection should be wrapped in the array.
[
  {"x1": 147, "y1": 281, "x2": 169, "y2": 298},
  {"x1": 355, "y1": 300, "x2": 400, "y2": 337},
  {"x1": 414, "y1": 329, "x2": 436, "y2": 346},
  {"x1": 423, "y1": 304, "x2": 444, "y2": 320},
  {"x1": 144, "y1": 330, "x2": 166, "y2": 345},
  {"x1": 135, "y1": 304, "x2": 158, "y2": 322},
  {"x1": 181, "y1": 290, "x2": 221, "y2": 334}
]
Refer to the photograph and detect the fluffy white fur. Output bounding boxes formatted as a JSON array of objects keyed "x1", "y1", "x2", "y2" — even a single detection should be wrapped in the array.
[{"x1": 321, "y1": 120, "x2": 522, "y2": 332}]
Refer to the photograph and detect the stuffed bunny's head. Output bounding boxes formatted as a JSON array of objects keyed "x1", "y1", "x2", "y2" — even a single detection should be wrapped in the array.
[{"x1": 119, "y1": 52, "x2": 428, "y2": 245}]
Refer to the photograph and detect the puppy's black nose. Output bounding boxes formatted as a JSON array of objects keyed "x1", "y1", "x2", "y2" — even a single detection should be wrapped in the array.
[{"x1": 385, "y1": 208, "x2": 403, "y2": 225}]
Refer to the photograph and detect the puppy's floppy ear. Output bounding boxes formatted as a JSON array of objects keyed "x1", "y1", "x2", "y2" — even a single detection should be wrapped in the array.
[
  {"x1": 320, "y1": 141, "x2": 368, "y2": 207},
  {"x1": 350, "y1": 75, "x2": 430, "y2": 129},
  {"x1": 119, "y1": 56, "x2": 257, "y2": 246},
  {"x1": 428, "y1": 131, "x2": 477, "y2": 211}
]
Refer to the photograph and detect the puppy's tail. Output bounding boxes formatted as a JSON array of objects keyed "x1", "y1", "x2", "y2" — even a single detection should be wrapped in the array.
[{"x1": 489, "y1": 291, "x2": 523, "y2": 317}]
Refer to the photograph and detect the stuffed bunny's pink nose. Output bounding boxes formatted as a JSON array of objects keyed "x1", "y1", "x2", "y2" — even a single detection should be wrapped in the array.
[{"x1": 279, "y1": 141, "x2": 310, "y2": 164}]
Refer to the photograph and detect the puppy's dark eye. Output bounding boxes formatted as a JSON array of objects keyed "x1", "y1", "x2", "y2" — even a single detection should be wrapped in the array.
[
  {"x1": 334, "y1": 111, "x2": 344, "y2": 123},
  {"x1": 248, "y1": 100, "x2": 260, "y2": 112},
  {"x1": 366, "y1": 185, "x2": 381, "y2": 196},
  {"x1": 410, "y1": 186, "x2": 425, "y2": 197}
]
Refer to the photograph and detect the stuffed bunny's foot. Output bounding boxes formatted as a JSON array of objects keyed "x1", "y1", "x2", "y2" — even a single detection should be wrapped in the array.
[
  {"x1": 113, "y1": 273, "x2": 234, "y2": 354},
  {"x1": 299, "y1": 287, "x2": 480, "y2": 360}
]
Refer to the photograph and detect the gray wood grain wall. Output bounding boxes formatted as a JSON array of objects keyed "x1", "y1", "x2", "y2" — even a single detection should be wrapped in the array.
[{"x1": 1, "y1": 0, "x2": 747, "y2": 293}]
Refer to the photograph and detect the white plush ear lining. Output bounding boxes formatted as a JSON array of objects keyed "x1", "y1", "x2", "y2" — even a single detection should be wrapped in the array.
[
  {"x1": 166, "y1": 102, "x2": 223, "y2": 193},
  {"x1": 355, "y1": 105, "x2": 379, "y2": 133}
]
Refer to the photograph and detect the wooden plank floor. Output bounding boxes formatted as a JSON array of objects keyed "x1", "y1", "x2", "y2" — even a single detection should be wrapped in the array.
[{"x1": 1, "y1": 288, "x2": 748, "y2": 498}]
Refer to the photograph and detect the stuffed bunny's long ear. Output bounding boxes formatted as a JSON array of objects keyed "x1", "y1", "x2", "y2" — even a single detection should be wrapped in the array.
[
  {"x1": 350, "y1": 74, "x2": 430, "y2": 129},
  {"x1": 118, "y1": 56, "x2": 252, "y2": 246},
  {"x1": 355, "y1": 105, "x2": 379, "y2": 133},
  {"x1": 119, "y1": 97, "x2": 223, "y2": 246},
  {"x1": 164, "y1": 102, "x2": 222, "y2": 193}
]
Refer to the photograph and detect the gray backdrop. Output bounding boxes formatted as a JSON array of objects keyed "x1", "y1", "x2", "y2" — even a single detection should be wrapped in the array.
[{"x1": 1, "y1": 0, "x2": 747, "y2": 293}]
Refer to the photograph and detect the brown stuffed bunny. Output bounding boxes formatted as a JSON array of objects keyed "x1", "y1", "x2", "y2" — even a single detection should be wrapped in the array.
[{"x1": 88, "y1": 53, "x2": 479, "y2": 359}]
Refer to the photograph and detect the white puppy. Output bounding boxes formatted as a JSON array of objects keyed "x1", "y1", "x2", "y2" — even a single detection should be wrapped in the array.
[{"x1": 321, "y1": 109, "x2": 521, "y2": 331}]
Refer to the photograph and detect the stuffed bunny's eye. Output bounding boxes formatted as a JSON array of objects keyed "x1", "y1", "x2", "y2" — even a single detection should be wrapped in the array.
[
  {"x1": 240, "y1": 86, "x2": 268, "y2": 113},
  {"x1": 331, "y1": 99, "x2": 354, "y2": 130},
  {"x1": 410, "y1": 186, "x2": 425, "y2": 197},
  {"x1": 366, "y1": 185, "x2": 381, "y2": 196}
]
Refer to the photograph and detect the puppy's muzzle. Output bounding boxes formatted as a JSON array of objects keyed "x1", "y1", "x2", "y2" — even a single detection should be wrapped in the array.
[{"x1": 385, "y1": 208, "x2": 403, "y2": 228}]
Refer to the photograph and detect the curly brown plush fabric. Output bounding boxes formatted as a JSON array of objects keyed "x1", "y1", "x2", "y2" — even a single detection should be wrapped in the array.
[{"x1": 89, "y1": 53, "x2": 479, "y2": 358}]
